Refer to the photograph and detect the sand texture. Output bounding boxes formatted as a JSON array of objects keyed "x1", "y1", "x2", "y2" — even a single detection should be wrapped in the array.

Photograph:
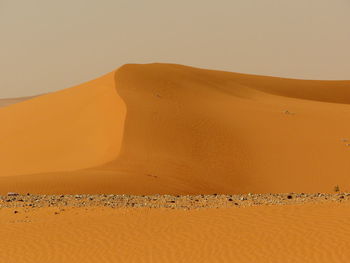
[
  {"x1": 1, "y1": 63, "x2": 350, "y2": 195},
  {"x1": 1, "y1": 201, "x2": 350, "y2": 263}
]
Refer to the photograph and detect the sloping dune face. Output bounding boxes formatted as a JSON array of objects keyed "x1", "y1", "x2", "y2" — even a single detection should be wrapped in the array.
[
  {"x1": 0, "y1": 72, "x2": 126, "y2": 180},
  {"x1": 1, "y1": 63, "x2": 350, "y2": 194}
]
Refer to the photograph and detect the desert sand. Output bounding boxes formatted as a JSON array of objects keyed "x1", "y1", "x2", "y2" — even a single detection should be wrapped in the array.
[
  {"x1": 1, "y1": 63, "x2": 350, "y2": 262},
  {"x1": 1, "y1": 198, "x2": 350, "y2": 263},
  {"x1": 0, "y1": 63, "x2": 350, "y2": 194}
]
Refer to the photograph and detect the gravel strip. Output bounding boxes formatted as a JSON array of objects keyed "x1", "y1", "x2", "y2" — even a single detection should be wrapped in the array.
[{"x1": 1, "y1": 193, "x2": 349, "y2": 209}]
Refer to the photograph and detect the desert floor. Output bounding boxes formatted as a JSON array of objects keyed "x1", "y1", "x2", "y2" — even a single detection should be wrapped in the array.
[{"x1": 1, "y1": 194, "x2": 350, "y2": 263}]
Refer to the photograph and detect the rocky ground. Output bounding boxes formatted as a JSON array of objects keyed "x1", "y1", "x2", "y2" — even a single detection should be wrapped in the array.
[{"x1": 1, "y1": 192, "x2": 350, "y2": 210}]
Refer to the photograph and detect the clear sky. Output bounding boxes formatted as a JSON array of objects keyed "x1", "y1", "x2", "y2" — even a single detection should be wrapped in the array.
[{"x1": 1, "y1": 0, "x2": 349, "y2": 98}]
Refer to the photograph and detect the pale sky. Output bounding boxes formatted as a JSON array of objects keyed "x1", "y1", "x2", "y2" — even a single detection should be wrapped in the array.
[{"x1": 0, "y1": 0, "x2": 349, "y2": 98}]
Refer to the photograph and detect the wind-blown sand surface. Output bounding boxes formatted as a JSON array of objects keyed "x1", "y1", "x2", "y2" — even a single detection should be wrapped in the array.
[
  {"x1": 1, "y1": 200, "x2": 350, "y2": 263},
  {"x1": 1, "y1": 63, "x2": 350, "y2": 194}
]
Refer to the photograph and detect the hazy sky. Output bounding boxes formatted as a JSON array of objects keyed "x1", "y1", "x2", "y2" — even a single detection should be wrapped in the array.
[{"x1": 1, "y1": 0, "x2": 349, "y2": 98}]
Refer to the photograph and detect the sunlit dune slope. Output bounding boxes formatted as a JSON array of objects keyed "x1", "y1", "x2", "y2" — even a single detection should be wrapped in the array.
[
  {"x1": 1, "y1": 63, "x2": 350, "y2": 194},
  {"x1": 0, "y1": 72, "x2": 126, "y2": 178}
]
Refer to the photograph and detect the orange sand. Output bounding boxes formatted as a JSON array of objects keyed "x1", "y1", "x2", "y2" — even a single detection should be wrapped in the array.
[
  {"x1": 1, "y1": 63, "x2": 350, "y2": 194},
  {"x1": 1, "y1": 203, "x2": 350, "y2": 262}
]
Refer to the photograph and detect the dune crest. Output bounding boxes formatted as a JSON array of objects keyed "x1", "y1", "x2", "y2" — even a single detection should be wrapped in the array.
[
  {"x1": 0, "y1": 95, "x2": 38, "y2": 108},
  {"x1": 1, "y1": 63, "x2": 350, "y2": 194}
]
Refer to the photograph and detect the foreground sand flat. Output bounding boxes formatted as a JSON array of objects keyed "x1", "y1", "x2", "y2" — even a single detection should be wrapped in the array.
[{"x1": 1, "y1": 201, "x2": 350, "y2": 263}]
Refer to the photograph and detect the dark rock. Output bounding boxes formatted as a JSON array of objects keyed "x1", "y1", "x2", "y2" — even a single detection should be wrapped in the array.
[{"x1": 7, "y1": 192, "x2": 19, "y2": 197}]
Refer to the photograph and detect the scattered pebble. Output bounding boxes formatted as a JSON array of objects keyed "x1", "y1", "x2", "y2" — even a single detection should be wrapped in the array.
[{"x1": 283, "y1": 110, "x2": 295, "y2": 115}]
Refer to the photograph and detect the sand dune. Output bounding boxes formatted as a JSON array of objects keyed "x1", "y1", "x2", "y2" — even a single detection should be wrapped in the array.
[
  {"x1": 1, "y1": 63, "x2": 350, "y2": 194},
  {"x1": 1, "y1": 203, "x2": 350, "y2": 263},
  {"x1": 0, "y1": 95, "x2": 38, "y2": 108}
]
